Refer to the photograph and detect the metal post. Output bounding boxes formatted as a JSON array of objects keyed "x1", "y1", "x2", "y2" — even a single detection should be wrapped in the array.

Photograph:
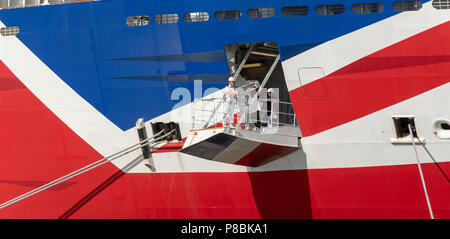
[
  {"x1": 234, "y1": 43, "x2": 255, "y2": 81},
  {"x1": 136, "y1": 118, "x2": 155, "y2": 169},
  {"x1": 214, "y1": 99, "x2": 217, "y2": 131},
  {"x1": 237, "y1": 54, "x2": 280, "y2": 126}
]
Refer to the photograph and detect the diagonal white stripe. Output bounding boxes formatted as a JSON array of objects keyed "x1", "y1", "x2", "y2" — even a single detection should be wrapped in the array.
[{"x1": 283, "y1": 2, "x2": 450, "y2": 91}]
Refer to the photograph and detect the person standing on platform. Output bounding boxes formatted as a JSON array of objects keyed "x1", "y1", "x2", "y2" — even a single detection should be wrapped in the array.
[{"x1": 223, "y1": 76, "x2": 239, "y2": 128}]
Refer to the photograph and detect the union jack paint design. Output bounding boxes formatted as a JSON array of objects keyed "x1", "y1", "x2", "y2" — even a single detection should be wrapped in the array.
[{"x1": 0, "y1": 0, "x2": 449, "y2": 219}]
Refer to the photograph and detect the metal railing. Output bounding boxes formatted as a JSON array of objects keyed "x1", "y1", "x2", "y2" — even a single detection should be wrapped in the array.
[{"x1": 192, "y1": 86, "x2": 298, "y2": 131}]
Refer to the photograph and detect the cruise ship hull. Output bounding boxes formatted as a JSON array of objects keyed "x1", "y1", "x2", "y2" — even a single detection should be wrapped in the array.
[{"x1": 0, "y1": 0, "x2": 448, "y2": 218}]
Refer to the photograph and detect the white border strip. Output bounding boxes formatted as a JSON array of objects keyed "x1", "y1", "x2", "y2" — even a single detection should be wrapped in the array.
[{"x1": 283, "y1": 2, "x2": 450, "y2": 91}]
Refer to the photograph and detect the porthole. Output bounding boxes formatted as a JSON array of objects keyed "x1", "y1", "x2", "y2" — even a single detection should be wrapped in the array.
[{"x1": 432, "y1": 119, "x2": 450, "y2": 139}]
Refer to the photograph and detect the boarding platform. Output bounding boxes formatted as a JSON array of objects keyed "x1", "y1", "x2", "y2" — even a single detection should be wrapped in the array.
[
  {"x1": 180, "y1": 42, "x2": 302, "y2": 167},
  {"x1": 180, "y1": 125, "x2": 300, "y2": 167}
]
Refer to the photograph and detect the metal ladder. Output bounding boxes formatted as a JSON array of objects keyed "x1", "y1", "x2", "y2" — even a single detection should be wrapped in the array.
[{"x1": 237, "y1": 53, "x2": 280, "y2": 127}]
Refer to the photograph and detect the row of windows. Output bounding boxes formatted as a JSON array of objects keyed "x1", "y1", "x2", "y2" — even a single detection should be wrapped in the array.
[
  {"x1": 126, "y1": 0, "x2": 448, "y2": 26},
  {"x1": 0, "y1": 0, "x2": 92, "y2": 9},
  {"x1": 1, "y1": 0, "x2": 448, "y2": 12},
  {"x1": 0, "y1": 0, "x2": 448, "y2": 32}
]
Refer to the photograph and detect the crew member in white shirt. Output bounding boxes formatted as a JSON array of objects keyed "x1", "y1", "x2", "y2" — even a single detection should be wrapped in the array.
[{"x1": 223, "y1": 76, "x2": 239, "y2": 128}]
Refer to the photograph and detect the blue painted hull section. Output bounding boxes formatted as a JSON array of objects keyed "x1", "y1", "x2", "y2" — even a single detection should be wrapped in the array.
[{"x1": 0, "y1": 0, "x2": 425, "y2": 130}]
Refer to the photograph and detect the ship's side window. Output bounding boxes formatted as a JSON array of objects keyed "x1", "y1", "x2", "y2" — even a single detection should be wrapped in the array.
[
  {"x1": 184, "y1": 12, "x2": 209, "y2": 23},
  {"x1": 0, "y1": 26, "x2": 20, "y2": 36},
  {"x1": 9, "y1": 0, "x2": 25, "y2": 7},
  {"x1": 247, "y1": 8, "x2": 275, "y2": 19},
  {"x1": 432, "y1": 0, "x2": 450, "y2": 9},
  {"x1": 0, "y1": 1, "x2": 8, "y2": 8},
  {"x1": 24, "y1": 0, "x2": 42, "y2": 6},
  {"x1": 1, "y1": 0, "x2": 93, "y2": 9},
  {"x1": 126, "y1": 16, "x2": 150, "y2": 27},
  {"x1": 214, "y1": 10, "x2": 242, "y2": 20},
  {"x1": 49, "y1": 0, "x2": 92, "y2": 3},
  {"x1": 352, "y1": 3, "x2": 384, "y2": 13},
  {"x1": 316, "y1": 4, "x2": 346, "y2": 15},
  {"x1": 48, "y1": 0, "x2": 91, "y2": 4},
  {"x1": 393, "y1": 0, "x2": 422, "y2": 11},
  {"x1": 155, "y1": 14, "x2": 179, "y2": 24},
  {"x1": 281, "y1": 6, "x2": 309, "y2": 16}
]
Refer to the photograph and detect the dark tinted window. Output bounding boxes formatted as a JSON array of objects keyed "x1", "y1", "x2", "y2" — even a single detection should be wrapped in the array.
[
  {"x1": 0, "y1": 26, "x2": 20, "y2": 36},
  {"x1": 215, "y1": 10, "x2": 242, "y2": 20},
  {"x1": 316, "y1": 4, "x2": 345, "y2": 15},
  {"x1": 281, "y1": 6, "x2": 309, "y2": 16},
  {"x1": 352, "y1": 3, "x2": 384, "y2": 13},
  {"x1": 441, "y1": 123, "x2": 450, "y2": 130},
  {"x1": 432, "y1": 0, "x2": 450, "y2": 9},
  {"x1": 155, "y1": 14, "x2": 179, "y2": 24},
  {"x1": 248, "y1": 8, "x2": 275, "y2": 18},
  {"x1": 393, "y1": 0, "x2": 422, "y2": 11},
  {"x1": 184, "y1": 12, "x2": 209, "y2": 22}
]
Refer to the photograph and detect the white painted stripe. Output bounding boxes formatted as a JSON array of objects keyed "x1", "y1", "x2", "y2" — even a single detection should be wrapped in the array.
[
  {"x1": 302, "y1": 83, "x2": 450, "y2": 169},
  {"x1": 1, "y1": 4, "x2": 448, "y2": 174},
  {"x1": 283, "y1": 2, "x2": 450, "y2": 91},
  {"x1": 149, "y1": 58, "x2": 450, "y2": 171},
  {"x1": 0, "y1": 23, "x2": 257, "y2": 173},
  {"x1": 0, "y1": 21, "x2": 124, "y2": 158}
]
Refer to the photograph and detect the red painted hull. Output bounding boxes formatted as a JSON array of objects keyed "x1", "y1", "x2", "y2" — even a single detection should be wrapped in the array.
[
  {"x1": 64, "y1": 162, "x2": 450, "y2": 219},
  {"x1": 0, "y1": 20, "x2": 449, "y2": 219},
  {"x1": 290, "y1": 21, "x2": 450, "y2": 137},
  {"x1": 2, "y1": 162, "x2": 449, "y2": 218}
]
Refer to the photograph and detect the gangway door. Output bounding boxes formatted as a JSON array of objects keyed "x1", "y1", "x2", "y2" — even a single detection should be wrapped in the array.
[{"x1": 180, "y1": 126, "x2": 300, "y2": 167}]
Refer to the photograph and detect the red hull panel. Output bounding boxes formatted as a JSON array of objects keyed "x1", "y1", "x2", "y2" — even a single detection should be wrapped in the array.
[
  {"x1": 290, "y1": 21, "x2": 450, "y2": 137},
  {"x1": 2, "y1": 163, "x2": 447, "y2": 219},
  {"x1": 62, "y1": 162, "x2": 450, "y2": 219},
  {"x1": 0, "y1": 24, "x2": 449, "y2": 219}
]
